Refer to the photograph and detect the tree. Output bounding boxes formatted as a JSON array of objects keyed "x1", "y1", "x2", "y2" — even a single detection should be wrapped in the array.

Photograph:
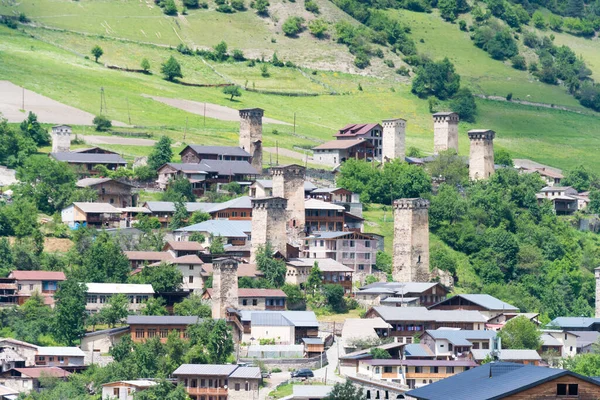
[
  {"x1": 438, "y1": 0, "x2": 458, "y2": 21},
  {"x1": 374, "y1": 251, "x2": 391, "y2": 274},
  {"x1": 306, "y1": 261, "x2": 322, "y2": 296},
  {"x1": 135, "y1": 380, "x2": 189, "y2": 400},
  {"x1": 163, "y1": 0, "x2": 178, "y2": 14},
  {"x1": 183, "y1": 0, "x2": 199, "y2": 7},
  {"x1": 148, "y1": 135, "x2": 173, "y2": 171},
  {"x1": 141, "y1": 58, "x2": 151, "y2": 73},
  {"x1": 253, "y1": 0, "x2": 269, "y2": 15},
  {"x1": 189, "y1": 211, "x2": 211, "y2": 225},
  {"x1": 206, "y1": 319, "x2": 234, "y2": 363},
  {"x1": 93, "y1": 115, "x2": 112, "y2": 131},
  {"x1": 0, "y1": 238, "x2": 14, "y2": 276},
  {"x1": 3, "y1": 200, "x2": 40, "y2": 238},
  {"x1": 308, "y1": 19, "x2": 328, "y2": 38},
  {"x1": 369, "y1": 348, "x2": 392, "y2": 359},
  {"x1": 91, "y1": 45, "x2": 104, "y2": 62},
  {"x1": 282, "y1": 284, "x2": 306, "y2": 310},
  {"x1": 169, "y1": 200, "x2": 189, "y2": 230},
  {"x1": 498, "y1": 316, "x2": 542, "y2": 350},
  {"x1": 209, "y1": 235, "x2": 225, "y2": 255},
  {"x1": 511, "y1": 55, "x2": 527, "y2": 70},
  {"x1": 566, "y1": 0, "x2": 584, "y2": 17},
  {"x1": 563, "y1": 353, "x2": 600, "y2": 376},
  {"x1": 53, "y1": 279, "x2": 87, "y2": 346},
  {"x1": 20, "y1": 112, "x2": 50, "y2": 146},
  {"x1": 450, "y1": 88, "x2": 477, "y2": 122},
  {"x1": 130, "y1": 262, "x2": 183, "y2": 293},
  {"x1": 161, "y1": 56, "x2": 183, "y2": 81},
  {"x1": 100, "y1": 294, "x2": 129, "y2": 327},
  {"x1": 173, "y1": 294, "x2": 212, "y2": 317},
  {"x1": 0, "y1": 119, "x2": 37, "y2": 169},
  {"x1": 135, "y1": 215, "x2": 162, "y2": 233},
  {"x1": 305, "y1": 0, "x2": 319, "y2": 13},
  {"x1": 425, "y1": 149, "x2": 469, "y2": 186},
  {"x1": 411, "y1": 58, "x2": 461, "y2": 100},
  {"x1": 255, "y1": 243, "x2": 287, "y2": 287},
  {"x1": 562, "y1": 165, "x2": 597, "y2": 191},
  {"x1": 81, "y1": 231, "x2": 131, "y2": 283},
  {"x1": 213, "y1": 41, "x2": 228, "y2": 61},
  {"x1": 494, "y1": 149, "x2": 513, "y2": 167},
  {"x1": 589, "y1": 190, "x2": 600, "y2": 214},
  {"x1": 323, "y1": 284, "x2": 346, "y2": 313},
  {"x1": 223, "y1": 85, "x2": 242, "y2": 101},
  {"x1": 282, "y1": 16, "x2": 305, "y2": 37},
  {"x1": 325, "y1": 380, "x2": 364, "y2": 400}
]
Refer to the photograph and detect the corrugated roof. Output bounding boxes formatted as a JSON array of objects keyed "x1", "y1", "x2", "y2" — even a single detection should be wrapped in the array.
[
  {"x1": 201, "y1": 263, "x2": 261, "y2": 277},
  {"x1": 172, "y1": 364, "x2": 238, "y2": 376},
  {"x1": 425, "y1": 329, "x2": 496, "y2": 346},
  {"x1": 470, "y1": 349, "x2": 542, "y2": 362},
  {"x1": 127, "y1": 316, "x2": 202, "y2": 325},
  {"x1": 335, "y1": 123, "x2": 380, "y2": 137},
  {"x1": 432, "y1": 112, "x2": 457, "y2": 116},
  {"x1": 302, "y1": 338, "x2": 324, "y2": 345},
  {"x1": 164, "y1": 241, "x2": 204, "y2": 252},
  {"x1": 11, "y1": 367, "x2": 71, "y2": 379},
  {"x1": 73, "y1": 202, "x2": 121, "y2": 214},
  {"x1": 8, "y1": 271, "x2": 66, "y2": 281},
  {"x1": 404, "y1": 343, "x2": 435, "y2": 358},
  {"x1": 124, "y1": 251, "x2": 174, "y2": 261},
  {"x1": 304, "y1": 199, "x2": 345, "y2": 211},
  {"x1": 102, "y1": 380, "x2": 158, "y2": 388},
  {"x1": 175, "y1": 220, "x2": 251, "y2": 237},
  {"x1": 83, "y1": 326, "x2": 130, "y2": 338},
  {"x1": 229, "y1": 366, "x2": 261, "y2": 379},
  {"x1": 85, "y1": 283, "x2": 154, "y2": 294},
  {"x1": 541, "y1": 333, "x2": 562, "y2": 347},
  {"x1": 51, "y1": 152, "x2": 127, "y2": 164},
  {"x1": 431, "y1": 294, "x2": 518, "y2": 312},
  {"x1": 313, "y1": 139, "x2": 373, "y2": 150},
  {"x1": 36, "y1": 347, "x2": 85, "y2": 357},
  {"x1": 360, "y1": 282, "x2": 441, "y2": 294},
  {"x1": 287, "y1": 258, "x2": 354, "y2": 272},
  {"x1": 208, "y1": 196, "x2": 252, "y2": 213},
  {"x1": 183, "y1": 145, "x2": 251, "y2": 158},
  {"x1": 241, "y1": 310, "x2": 318, "y2": 327},
  {"x1": 373, "y1": 306, "x2": 488, "y2": 323}
]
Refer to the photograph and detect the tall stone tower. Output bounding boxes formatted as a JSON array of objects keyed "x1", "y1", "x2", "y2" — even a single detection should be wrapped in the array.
[
  {"x1": 239, "y1": 108, "x2": 264, "y2": 172},
  {"x1": 211, "y1": 257, "x2": 239, "y2": 319},
  {"x1": 271, "y1": 164, "x2": 306, "y2": 229},
  {"x1": 51, "y1": 125, "x2": 72, "y2": 153},
  {"x1": 250, "y1": 197, "x2": 288, "y2": 263},
  {"x1": 595, "y1": 267, "x2": 600, "y2": 318},
  {"x1": 392, "y1": 198, "x2": 430, "y2": 282},
  {"x1": 468, "y1": 129, "x2": 495, "y2": 181},
  {"x1": 433, "y1": 112, "x2": 459, "y2": 155},
  {"x1": 382, "y1": 118, "x2": 406, "y2": 162}
]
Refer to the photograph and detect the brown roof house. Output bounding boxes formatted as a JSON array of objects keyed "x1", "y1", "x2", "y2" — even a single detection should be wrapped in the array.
[
  {"x1": 312, "y1": 139, "x2": 374, "y2": 167},
  {"x1": 334, "y1": 123, "x2": 383, "y2": 158},
  {"x1": 50, "y1": 152, "x2": 127, "y2": 175},
  {"x1": 61, "y1": 202, "x2": 122, "y2": 229},
  {"x1": 7, "y1": 271, "x2": 66, "y2": 307},
  {"x1": 76, "y1": 178, "x2": 137, "y2": 208},
  {"x1": 0, "y1": 367, "x2": 70, "y2": 394}
]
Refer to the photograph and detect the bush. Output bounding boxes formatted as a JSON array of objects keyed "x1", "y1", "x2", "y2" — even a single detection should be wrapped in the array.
[
  {"x1": 411, "y1": 57, "x2": 460, "y2": 100},
  {"x1": 450, "y1": 88, "x2": 477, "y2": 122},
  {"x1": 231, "y1": 0, "x2": 246, "y2": 10},
  {"x1": 305, "y1": 0, "x2": 319, "y2": 13},
  {"x1": 511, "y1": 55, "x2": 527, "y2": 70},
  {"x1": 260, "y1": 64, "x2": 270, "y2": 77},
  {"x1": 459, "y1": 20, "x2": 467, "y2": 31},
  {"x1": 162, "y1": 0, "x2": 178, "y2": 14},
  {"x1": 252, "y1": 0, "x2": 269, "y2": 14},
  {"x1": 223, "y1": 85, "x2": 242, "y2": 100},
  {"x1": 93, "y1": 115, "x2": 112, "y2": 131},
  {"x1": 523, "y1": 31, "x2": 540, "y2": 48},
  {"x1": 354, "y1": 53, "x2": 371, "y2": 69},
  {"x1": 232, "y1": 49, "x2": 245, "y2": 61},
  {"x1": 18, "y1": 13, "x2": 29, "y2": 23},
  {"x1": 176, "y1": 43, "x2": 193, "y2": 55},
  {"x1": 183, "y1": 0, "x2": 199, "y2": 7},
  {"x1": 140, "y1": 58, "x2": 151, "y2": 72},
  {"x1": 506, "y1": 92, "x2": 513, "y2": 101},
  {"x1": 384, "y1": 59, "x2": 394, "y2": 68},
  {"x1": 308, "y1": 18, "x2": 328, "y2": 38},
  {"x1": 395, "y1": 66, "x2": 410, "y2": 76},
  {"x1": 161, "y1": 56, "x2": 183, "y2": 81},
  {"x1": 282, "y1": 16, "x2": 304, "y2": 37},
  {"x1": 216, "y1": 3, "x2": 234, "y2": 12}
]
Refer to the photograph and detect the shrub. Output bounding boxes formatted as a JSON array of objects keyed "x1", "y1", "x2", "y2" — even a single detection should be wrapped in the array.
[
  {"x1": 308, "y1": 18, "x2": 328, "y2": 38},
  {"x1": 183, "y1": 0, "x2": 199, "y2": 7},
  {"x1": 395, "y1": 66, "x2": 410, "y2": 76},
  {"x1": 199, "y1": 1, "x2": 208, "y2": 7},
  {"x1": 450, "y1": 88, "x2": 477, "y2": 122},
  {"x1": 231, "y1": 0, "x2": 246, "y2": 10},
  {"x1": 511, "y1": 55, "x2": 527, "y2": 70},
  {"x1": 252, "y1": 0, "x2": 269, "y2": 15},
  {"x1": 354, "y1": 53, "x2": 371, "y2": 69},
  {"x1": 384, "y1": 59, "x2": 394, "y2": 68},
  {"x1": 18, "y1": 13, "x2": 29, "y2": 23},
  {"x1": 223, "y1": 85, "x2": 242, "y2": 100},
  {"x1": 93, "y1": 115, "x2": 112, "y2": 131},
  {"x1": 140, "y1": 58, "x2": 151, "y2": 72},
  {"x1": 260, "y1": 64, "x2": 270, "y2": 77},
  {"x1": 176, "y1": 43, "x2": 193, "y2": 55},
  {"x1": 305, "y1": 0, "x2": 319, "y2": 13},
  {"x1": 532, "y1": 11, "x2": 547, "y2": 29},
  {"x1": 523, "y1": 31, "x2": 539, "y2": 48},
  {"x1": 232, "y1": 49, "x2": 245, "y2": 61},
  {"x1": 161, "y1": 56, "x2": 183, "y2": 81},
  {"x1": 282, "y1": 16, "x2": 305, "y2": 37},
  {"x1": 216, "y1": 3, "x2": 234, "y2": 12},
  {"x1": 162, "y1": 0, "x2": 178, "y2": 14},
  {"x1": 459, "y1": 20, "x2": 467, "y2": 31}
]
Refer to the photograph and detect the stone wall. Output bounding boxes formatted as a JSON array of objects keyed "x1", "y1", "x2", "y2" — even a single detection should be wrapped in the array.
[
  {"x1": 211, "y1": 258, "x2": 239, "y2": 319},
  {"x1": 468, "y1": 129, "x2": 495, "y2": 180},
  {"x1": 51, "y1": 125, "x2": 71, "y2": 153},
  {"x1": 239, "y1": 108, "x2": 263, "y2": 171},
  {"x1": 239, "y1": 353, "x2": 327, "y2": 371},
  {"x1": 271, "y1": 165, "x2": 306, "y2": 229},
  {"x1": 392, "y1": 198, "x2": 430, "y2": 282},
  {"x1": 250, "y1": 197, "x2": 288, "y2": 262},
  {"x1": 433, "y1": 113, "x2": 459, "y2": 154},
  {"x1": 382, "y1": 118, "x2": 406, "y2": 162}
]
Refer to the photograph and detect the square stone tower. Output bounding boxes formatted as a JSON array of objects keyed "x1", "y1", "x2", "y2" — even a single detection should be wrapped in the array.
[
  {"x1": 250, "y1": 197, "x2": 288, "y2": 263},
  {"x1": 433, "y1": 112, "x2": 459, "y2": 155},
  {"x1": 392, "y1": 198, "x2": 430, "y2": 282},
  {"x1": 468, "y1": 129, "x2": 495, "y2": 181},
  {"x1": 211, "y1": 257, "x2": 239, "y2": 319},
  {"x1": 51, "y1": 125, "x2": 72, "y2": 153},
  {"x1": 271, "y1": 164, "x2": 306, "y2": 229},
  {"x1": 595, "y1": 267, "x2": 600, "y2": 318},
  {"x1": 239, "y1": 108, "x2": 264, "y2": 172},
  {"x1": 382, "y1": 118, "x2": 406, "y2": 163}
]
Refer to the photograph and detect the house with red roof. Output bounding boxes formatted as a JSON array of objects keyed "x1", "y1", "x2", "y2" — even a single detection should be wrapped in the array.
[
  {"x1": 0, "y1": 367, "x2": 70, "y2": 393},
  {"x1": 7, "y1": 271, "x2": 66, "y2": 306},
  {"x1": 335, "y1": 123, "x2": 383, "y2": 158},
  {"x1": 312, "y1": 139, "x2": 374, "y2": 167}
]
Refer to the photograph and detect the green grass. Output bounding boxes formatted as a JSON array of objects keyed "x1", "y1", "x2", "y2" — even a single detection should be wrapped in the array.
[{"x1": 269, "y1": 383, "x2": 294, "y2": 399}]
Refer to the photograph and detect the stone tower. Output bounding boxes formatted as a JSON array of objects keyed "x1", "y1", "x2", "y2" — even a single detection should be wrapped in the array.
[
  {"x1": 51, "y1": 125, "x2": 72, "y2": 153},
  {"x1": 250, "y1": 197, "x2": 288, "y2": 262},
  {"x1": 211, "y1": 257, "x2": 239, "y2": 319},
  {"x1": 239, "y1": 108, "x2": 264, "y2": 172},
  {"x1": 271, "y1": 164, "x2": 306, "y2": 229},
  {"x1": 468, "y1": 129, "x2": 495, "y2": 181},
  {"x1": 392, "y1": 198, "x2": 430, "y2": 282},
  {"x1": 433, "y1": 112, "x2": 459, "y2": 154},
  {"x1": 595, "y1": 267, "x2": 600, "y2": 318},
  {"x1": 382, "y1": 118, "x2": 406, "y2": 162}
]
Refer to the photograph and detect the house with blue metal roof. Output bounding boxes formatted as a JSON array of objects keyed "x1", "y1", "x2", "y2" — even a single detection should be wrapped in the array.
[
  {"x1": 419, "y1": 329, "x2": 497, "y2": 359},
  {"x1": 549, "y1": 317, "x2": 600, "y2": 332},
  {"x1": 406, "y1": 362, "x2": 600, "y2": 399}
]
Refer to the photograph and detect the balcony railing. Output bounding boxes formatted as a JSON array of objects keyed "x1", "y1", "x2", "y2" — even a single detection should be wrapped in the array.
[{"x1": 186, "y1": 387, "x2": 228, "y2": 395}]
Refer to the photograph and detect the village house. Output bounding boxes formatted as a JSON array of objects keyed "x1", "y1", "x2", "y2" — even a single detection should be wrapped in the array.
[
  {"x1": 334, "y1": 123, "x2": 383, "y2": 158},
  {"x1": 312, "y1": 139, "x2": 374, "y2": 166},
  {"x1": 406, "y1": 362, "x2": 600, "y2": 400},
  {"x1": 0, "y1": 279, "x2": 18, "y2": 308},
  {"x1": 356, "y1": 282, "x2": 449, "y2": 308},
  {"x1": 7, "y1": 271, "x2": 66, "y2": 306},
  {"x1": 540, "y1": 329, "x2": 578, "y2": 358},
  {"x1": 142, "y1": 201, "x2": 214, "y2": 227},
  {"x1": 203, "y1": 288, "x2": 287, "y2": 311},
  {"x1": 101, "y1": 380, "x2": 158, "y2": 400},
  {"x1": 301, "y1": 231, "x2": 378, "y2": 275},
  {"x1": 80, "y1": 326, "x2": 130, "y2": 354},
  {"x1": 85, "y1": 283, "x2": 154, "y2": 314},
  {"x1": 419, "y1": 330, "x2": 497, "y2": 360},
  {"x1": 124, "y1": 251, "x2": 175, "y2": 269},
  {"x1": 163, "y1": 241, "x2": 205, "y2": 257},
  {"x1": 76, "y1": 178, "x2": 138, "y2": 208},
  {"x1": 341, "y1": 317, "x2": 392, "y2": 353},
  {"x1": 485, "y1": 312, "x2": 540, "y2": 331},
  {"x1": 527, "y1": 168, "x2": 564, "y2": 186},
  {"x1": 536, "y1": 186, "x2": 588, "y2": 215},
  {"x1": 50, "y1": 152, "x2": 127, "y2": 175},
  {"x1": 127, "y1": 315, "x2": 203, "y2": 343},
  {"x1": 179, "y1": 145, "x2": 252, "y2": 163},
  {"x1": 549, "y1": 317, "x2": 600, "y2": 332},
  {"x1": 147, "y1": 254, "x2": 205, "y2": 292},
  {"x1": 428, "y1": 293, "x2": 519, "y2": 319},
  {"x1": 308, "y1": 187, "x2": 363, "y2": 217},
  {"x1": 304, "y1": 199, "x2": 346, "y2": 232},
  {"x1": 240, "y1": 310, "x2": 319, "y2": 345},
  {"x1": 34, "y1": 347, "x2": 85, "y2": 368},
  {"x1": 173, "y1": 220, "x2": 252, "y2": 247},
  {"x1": 0, "y1": 339, "x2": 38, "y2": 372},
  {"x1": 249, "y1": 179, "x2": 316, "y2": 198},
  {"x1": 207, "y1": 196, "x2": 252, "y2": 220},
  {"x1": 285, "y1": 258, "x2": 354, "y2": 295},
  {"x1": 199, "y1": 262, "x2": 262, "y2": 288},
  {"x1": 61, "y1": 202, "x2": 122, "y2": 229},
  {"x1": 0, "y1": 367, "x2": 70, "y2": 394},
  {"x1": 574, "y1": 331, "x2": 600, "y2": 354},
  {"x1": 469, "y1": 349, "x2": 542, "y2": 366},
  {"x1": 366, "y1": 307, "x2": 489, "y2": 344},
  {"x1": 172, "y1": 364, "x2": 261, "y2": 400}
]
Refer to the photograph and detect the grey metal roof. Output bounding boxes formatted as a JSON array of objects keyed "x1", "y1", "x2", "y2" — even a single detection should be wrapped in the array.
[
  {"x1": 172, "y1": 364, "x2": 238, "y2": 376},
  {"x1": 307, "y1": 231, "x2": 352, "y2": 239},
  {"x1": 404, "y1": 343, "x2": 435, "y2": 358},
  {"x1": 240, "y1": 310, "x2": 318, "y2": 327},
  {"x1": 207, "y1": 196, "x2": 252, "y2": 213},
  {"x1": 293, "y1": 385, "x2": 333, "y2": 398},
  {"x1": 229, "y1": 366, "x2": 261, "y2": 379},
  {"x1": 575, "y1": 331, "x2": 600, "y2": 348},
  {"x1": 254, "y1": 179, "x2": 317, "y2": 191},
  {"x1": 127, "y1": 316, "x2": 202, "y2": 325},
  {"x1": 175, "y1": 220, "x2": 251, "y2": 238},
  {"x1": 549, "y1": 317, "x2": 600, "y2": 329},
  {"x1": 302, "y1": 338, "x2": 324, "y2": 345},
  {"x1": 199, "y1": 160, "x2": 259, "y2": 176},
  {"x1": 310, "y1": 187, "x2": 341, "y2": 194},
  {"x1": 359, "y1": 282, "x2": 441, "y2": 294},
  {"x1": 424, "y1": 329, "x2": 496, "y2": 346},
  {"x1": 540, "y1": 333, "x2": 562, "y2": 347},
  {"x1": 51, "y1": 152, "x2": 127, "y2": 164},
  {"x1": 407, "y1": 362, "x2": 592, "y2": 400},
  {"x1": 250, "y1": 312, "x2": 294, "y2": 327},
  {"x1": 445, "y1": 294, "x2": 519, "y2": 311},
  {"x1": 184, "y1": 145, "x2": 251, "y2": 158},
  {"x1": 373, "y1": 306, "x2": 488, "y2": 323},
  {"x1": 83, "y1": 326, "x2": 130, "y2": 338},
  {"x1": 470, "y1": 349, "x2": 542, "y2": 362},
  {"x1": 143, "y1": 201, "x2": 216, "y2": 213}
]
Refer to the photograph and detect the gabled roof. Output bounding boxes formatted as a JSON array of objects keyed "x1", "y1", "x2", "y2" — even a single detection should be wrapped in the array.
[
  {"x1": 50, "y1": 152, "x2": 127, "y2": 165},
  {"x1": 424, "y1": 329, "x2": 496, "y2": 346},
  {"x1": 127, "y1": 316, "x2": 202, "y2": 325},
  {"x1": 83, "y1": 326, "x2": 130, "y2": 338},
  {"x1": 361, "y1": 359, "x2": 477, "y2": 367},
  {"x1": 72, "y1": 202, "x2": 121, "y2": 214},
  {"x1": 204, "y1": 288, "x2": 286, "y2": 298},
  {"x1": 172, "y1": 364, "x2": 238, "y2": 376},
  {"x1": 429, "y1": 294, "x2": 518, "y2": 312},
  {"x1": 540, "y1": 186, "x2": 575, "y2": 192},
  {"x1": 407, "y1": 362, "x2": 596, "y2": 400},
  {"x1": 181, "y1": 145, "x2": 251, "y2": 158},
  {"x1": 37, "y1": 347, "x2": 85, "y2": 357},
  {"x1": 7, "y1": 367, "x2": 71, "y2": 379},
  {"x1": 8, "y1": 271, "x2": 66, "y2": 281},
  {"x1": 142, "y1": 201, "x2": 216, "y2": 213},
  {"x1": 200, "y1": 263, "x2": 261, "y2": 277},
  {"x1": 164, "y1": 241, "x2": 204, "y2": 252},
  {"x1": 359, "y1": 282, "x2": 445, "y2": 294},
  {"x1": 540, "y1": 333, "x2": 563, "y2": 347},
  {"x1": 335, "y1": 123, "x2": 381, "y2": 137},
  {"x1": 313, "y1": 139, "x2": 374, "y2": 151},
  {"x1": 124, "y1": 251, "x2": 174, "y2": 262},
  {"x1": 102, "y1": 380, "x2": 159, "y2": 389},
  {"x1": 175, "y1": 220, "x2": 251, "y2": 238},
  {"x1": 208, "y1": 196, "x2": 252, "y2": 213},
  {"x1": 196, "y1": 160, "x2": 259, "y2": 176},
  {"x1": 228, "y1": 366, "x2": 261, "y2": 379},
  {"x1": 304, "y1": 199, "x2": 345, "y2": 211},
  {"x1": 470, "y1": 349, "x2": 542, "y2": 362},
  {"x1": 404, "y1": 343, "x2": 435, "y2": 358},
  {"x1": 549, "y1": 317, "x2": 600, "y2": 329},
  {"x1": 85, "y1": 283, "x2": 154, "y2": 294}
]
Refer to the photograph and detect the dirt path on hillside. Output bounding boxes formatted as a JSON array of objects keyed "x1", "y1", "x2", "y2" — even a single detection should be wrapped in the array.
[
  {"x1": 84, "y1": 135, "x2": 157, "y2": 146},
  {"x1": 0, "y1": 81, "x2": 128, "y2": 126},
  {"x1": 142, "y1": 94, "x2": 292, "y2": 125}
]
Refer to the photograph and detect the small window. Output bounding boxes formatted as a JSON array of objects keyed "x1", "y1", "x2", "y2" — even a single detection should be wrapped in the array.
[
  {"x1": 189, "y1": 276, "x2": 194, "y2": 283},
  {"x1": 557, "y1": 384, "x2": 567, "y2": 395},
  {"x1": 113, "y1": 388, "x2": 119, "y2": 396},
  {"x1": 235, "y1": 383, "x2": 240, "y2": 391},
  {"x1": 569, "y1": 384, "x2": 578, "y2": 395},
  {"x1": 29, "y1": 284, "x2": 34, "y2": 290},
  {"x1": 242, "y1": 299, "x2": 247, "y2": 306},
  {"x1": 189, "y1": 265, "x2": 194, "y2": 270},
  {"x1": 253, "y1": 299, "x2": 258, "y2": 306}
]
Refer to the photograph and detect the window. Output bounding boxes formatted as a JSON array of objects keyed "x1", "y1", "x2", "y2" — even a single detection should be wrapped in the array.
[
  {"x1": 148, "y1": 329, "x2": 157, "y2": 338},
  {"x1": 113, "y1": 388, "x2": 119, "y2": 396},
  {"x1": 472, "y1": 342, "x2": 480, "y2": 349},
  {"x1": 358, "y1": 264, "x2": 365, "y2": 270},
  {"x1": 235, "y1": 383, "x2": 240, "y2": 391},
  {"x1": 189, "y1": 265, "x2": 194, "y2": 270},
  {"x1": 58, "y1": 356, "x2": 64, "y2": 362},
  {"x1": 29, "y1": 284, "x2": 33, "y2": 290},
  {"x1": 135, "y1": 329, "x2": 144, "y2": 338},
  {"x1": 242, "y1": 299, "x2": 248, "y2": 306},
  {"x1": 446, "y1": 366, "x2": 454, "y2": 374},
  {"x1": 557, "y1": 384, "x2": 578, "y2": 396},
  {"x1": 49, "y1": 357, "x2": 54, "y2": 362},
  {"x1": 350, "y1": 240, "x2": 355, "y2": 247},
  {"x1": 375, "y1": 367, "x2": 380, "y2": 374},
  {"x1": 431, "y1": 367, "x2": 439, "y2": 374},
  {"x1": 482, "y1": 342, "x2": 489, "y2": 350},
  {"x1": 414, "y1": 366, "x2": 422, "y2": 373},
  {"x1": 365, "y1": 240, "x2": 371, "y2": 247},
  {"x1": 253, "y1": 299, "x2": 258, "y2": 306},
  {"x1": 189, "y1": 276, "x2": 194, "y2": 283},
  {"x1": 160, "y1": 329, "x2": 168, "y2": 338},
  {"x1": 365, "y1": 253, "x2": 371, "y2": 260},
  {"x1": 320, "y1": 240, "x2": 324, "y2": 247},
  {"x1": 383, "y1": 366, "x2": 393, "y2": 373},
  {"x1": 245, "y1": 382, "x2": 250, "y2": 391},
  {"x1": 568, "y1": 384, "x2": 578, "y2": 395}
]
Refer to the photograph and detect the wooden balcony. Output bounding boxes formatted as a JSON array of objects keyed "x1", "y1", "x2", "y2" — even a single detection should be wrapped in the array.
[
  {"x1": 186, "y1": 387, "x2": 228, "y2": 396},
  {"x1": 382, "y1": 372, "x2": 399, "y2": 379}
]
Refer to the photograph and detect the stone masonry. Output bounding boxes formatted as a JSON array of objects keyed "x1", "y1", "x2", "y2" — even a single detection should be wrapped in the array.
[
  {"x1": 392, "y1": 198, "x2": 430, "y2": 282},
  {"x1": 468, "y1": 129, "x2": 495, "y2": 181},
  {"x1": 433, "y1": 112, "x2": 459, "y2": 155},
  {"x1": 596, "y1": 267, "x2": 600, "y2": 318},
  {"x1": 250, "y1": 197, "x2": 288, "y2": 263},
  {"x1": 271, "y1": 164, "x2": 306, "y2": 229},
  {"x1": 211, "y1": 257, "x2": 239, "y2": 319},
  {"x1": 51, "y1": 125, "x2": 72, "y2": 153},
  {"x1": 382, "y1": 118, "x2": 406, "y2": 162},
  {"x1": 239, "y1": 108, "x2": 264, "y2": 172}
]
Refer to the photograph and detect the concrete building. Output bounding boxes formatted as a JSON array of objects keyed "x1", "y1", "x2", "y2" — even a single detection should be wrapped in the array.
[
  {"x1": 239, "y1": 108, "x2": 264, "y2": 171},
  {"x1": 382, "y1": 118, "x2": 406, "y2": 162},
  {"x1": 240, "y1": 310, "x2": 319, "y2": 345},
  {"x1": 102, "y1": 380, "x2": 158, "y2": 400},
  {"x1": 0, "y1": 339, "x2": 38, "y2": 372},
  {"x1": 0, "y1": 367, "x2": 70, "y2": 394},
  {"x1": 250, "y1": 197, "x2": 288, "y2": 262},
  {"x1": 7, "y1": 271, "x2": 66, "y2": 306},
  {"x1": 308, "y1": 187, "x2": 363, "y2": 217},
  {"x1": 433, "y1": 112, "x2": 459, "y2": 155},
  {"x1": 172, "y1": 364, "x2": 261, "y2": 400},
  {"x1": 334, "y1": 123, "x2": 383, "y2": 158},
  {"x1": 468, "y1": 129, "x2": 495, "y2": 180},
  {"x1": 51, "y1": 125, "x2": 71, "y2": 153},
  {"x1": 85, "y1": 283, "x2": 154, "y2": 314},
  {"x1": 35, "y1": 347, "x2": 85, "y2": 367},
  {"x1": 312, "y1": 139, "x2": 374, "y2": 166},
  {"x1": 61, "y1": 202, "x2": 122, "y2": 229},
  {"x1": 392, "y1": 198, "x2": 430, "y2": 282},
  {"x1": 80, "y1": 326, "x2": 130, "y2": 354},
  {"x1": 179, "y1": 145, "x2": 251, "y2": 163},
  {"x1": 419, "y1": 330, "x2": 497, "y2": 360},
  {"x1": 271, "y1": 164, "x2": 306, "y2": 229},
  {"x1": 211, "y1": 257, "x2": 239, "y2": 319},
  {"x1": 204, "y1": 288, "x2": 287, "y2": 311},
  {"x1": 173, "y1": 220, "x2": 251, "y2": 247},
  {"x1": 286, "y1": 258, "x2": 354, "y2": 295}
]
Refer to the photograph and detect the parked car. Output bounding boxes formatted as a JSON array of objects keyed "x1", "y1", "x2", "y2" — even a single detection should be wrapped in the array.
[{"x1": 291, "y1": 369, "x2": 314, "y2": 378}]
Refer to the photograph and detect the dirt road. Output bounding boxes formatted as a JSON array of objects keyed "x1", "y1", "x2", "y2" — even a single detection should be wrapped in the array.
[{"x1": 84, "y1": 135, "x2": 157, "y2": 146}]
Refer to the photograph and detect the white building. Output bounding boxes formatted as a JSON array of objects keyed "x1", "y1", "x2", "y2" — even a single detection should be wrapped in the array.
[
  {"x1": 102, "y1": 380, "x2": 158, "y2": 400},
  {"x1": 85, "y1": 283, "x2": 154, "y2": 313}
]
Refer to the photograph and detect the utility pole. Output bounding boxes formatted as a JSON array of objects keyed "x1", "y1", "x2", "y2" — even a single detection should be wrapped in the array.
[
  {"x1": 184, "y1": 117, "x2": 188, "y2": 141},
  {"x1": 293, "y1": 112, "x2": 296, "y2": 134},
  {"x1": 126, "y1": 97, "x2": 131, "y2": 125},
  {"x1": 203, "y1": 102, "x2": 206, "y2": 128}
]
